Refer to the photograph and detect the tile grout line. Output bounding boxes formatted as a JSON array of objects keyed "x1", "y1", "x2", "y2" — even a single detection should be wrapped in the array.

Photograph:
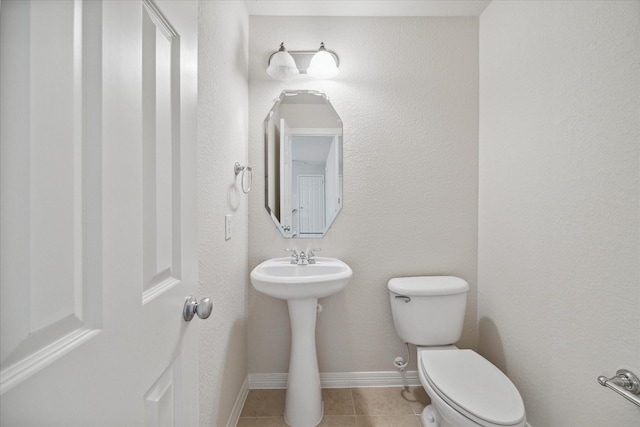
[{"x1": 348, "y1": 387, "x2": 357, "y2": 417}]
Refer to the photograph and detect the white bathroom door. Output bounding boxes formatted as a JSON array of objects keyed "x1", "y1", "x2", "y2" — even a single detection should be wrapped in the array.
[{"x1": 0, "y1": 0, "x2": 200, "y2": 425}]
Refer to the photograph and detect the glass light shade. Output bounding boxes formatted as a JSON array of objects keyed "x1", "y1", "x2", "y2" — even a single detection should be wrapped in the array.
[
  {"x1": 307, "y1": 45, "x2": 339, "y2": 79},
  {"x1": 266, "y1": 50, "x2": 299, "y2": 80}
]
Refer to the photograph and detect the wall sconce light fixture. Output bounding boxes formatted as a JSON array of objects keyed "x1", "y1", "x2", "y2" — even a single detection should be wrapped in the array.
[{"x1": 266, "y1": 42, "x2": 339, "y2": 80}]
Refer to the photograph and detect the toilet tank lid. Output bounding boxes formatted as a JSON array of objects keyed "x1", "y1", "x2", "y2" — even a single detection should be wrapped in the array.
[{"x1": 388, "y1": 276, "x2": 469, "y2": 296}]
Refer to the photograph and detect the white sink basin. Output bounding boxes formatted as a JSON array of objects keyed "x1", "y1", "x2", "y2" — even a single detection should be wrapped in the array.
[{"x1": 250, "y1": 257, "x2": 352, "y2": 300}]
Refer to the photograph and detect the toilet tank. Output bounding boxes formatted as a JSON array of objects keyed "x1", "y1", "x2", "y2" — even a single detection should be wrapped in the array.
[{"x1": 388, "y1": 276, "x2": 469, "y2": 346}]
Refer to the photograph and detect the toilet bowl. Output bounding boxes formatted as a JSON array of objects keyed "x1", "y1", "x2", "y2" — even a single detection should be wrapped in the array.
[
  {"x1": 418, "y1": 347, "x2": 525, "y2": 427},
  {"x1": 388, "y1": 276, "x2": 526, "y2": 427}
]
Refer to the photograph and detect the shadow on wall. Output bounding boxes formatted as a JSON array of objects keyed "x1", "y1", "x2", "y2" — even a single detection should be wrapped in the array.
[
  {"x1": 316, "y1": 290, "x2": 358, "y2": 372},
  {"x1": 211, "y1": 318, "x2": 247, "y2": 427},
  {"x1": 477, "y1": 317, "x2": 508, "y2": 375}
]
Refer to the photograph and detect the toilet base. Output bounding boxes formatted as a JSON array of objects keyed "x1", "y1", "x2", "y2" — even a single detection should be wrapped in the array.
[
  {"x1": 420, "y1": 403, "x2": 470, "y2": 427},
  {"x1": 421, "y1": 405, "x2": 441, "y2": 427},
  {"x1": 420, "y1": 380, "x2": 481, "y2": 427}
]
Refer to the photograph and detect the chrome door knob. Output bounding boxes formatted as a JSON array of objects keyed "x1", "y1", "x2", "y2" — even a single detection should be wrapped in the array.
[{"x1": 183, "y1": 295, "x2": 213, "y2": 321}]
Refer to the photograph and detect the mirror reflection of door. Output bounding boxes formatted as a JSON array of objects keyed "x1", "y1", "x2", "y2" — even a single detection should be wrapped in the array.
[
  {"x1": 263, "y1": 90, "x2": 343, "y2": 238},
  {"x1": 298, "y1": 175, "x2": 325, "y2": 236},
  {"x1": 290, "y1": 133, "x2": 336, "y2": 237}
]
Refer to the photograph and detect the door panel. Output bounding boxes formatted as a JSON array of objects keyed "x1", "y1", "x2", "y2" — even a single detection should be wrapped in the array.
[
  {"x1": 0, "y1": 1, "x2": 199, "y2": 425},
  {"x1": 298, "y1": 175, "x2": 325, "y2": 235},
  {"x1": 0, "y1": 0, "x2": 102, "y2": 396},
  {"x1": 141, "y1": 0, "x2": 183, "y2": 302}
]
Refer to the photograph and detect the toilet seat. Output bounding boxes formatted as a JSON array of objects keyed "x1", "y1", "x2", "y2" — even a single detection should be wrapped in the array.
[{"x1": 419, "y1": 349, "x2": 525, "y2": 426}]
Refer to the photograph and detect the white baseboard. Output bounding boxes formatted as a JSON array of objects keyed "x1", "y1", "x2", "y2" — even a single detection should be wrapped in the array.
[
  {"x1": 226, "y1": 376, "x2": 249, "y2": 427},
  {"x1": 248, "y1": 370, "x2": 421, "y2": 389}
]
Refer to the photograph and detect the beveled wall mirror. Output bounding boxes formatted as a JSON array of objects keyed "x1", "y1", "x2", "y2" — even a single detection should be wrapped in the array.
[{"x1": 264, "y1": 90, "x2": 343, "y2": 238}]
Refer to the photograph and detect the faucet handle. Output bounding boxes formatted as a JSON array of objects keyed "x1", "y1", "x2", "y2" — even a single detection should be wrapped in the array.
[
  {"x1": 307, "y1": 248, "x2": 321, "y2": 264},
  {"x1": 308, "y1": 248, "x2": 321, "y2": 257},
  {"x1": 285, "y1": 248, "x2": 298, "y2": 262}
]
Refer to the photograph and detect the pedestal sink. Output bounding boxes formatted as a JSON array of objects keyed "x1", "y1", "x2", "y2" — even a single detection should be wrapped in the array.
[{"x1": 250, "y1": 257, "x2": 352, "y2": 427}]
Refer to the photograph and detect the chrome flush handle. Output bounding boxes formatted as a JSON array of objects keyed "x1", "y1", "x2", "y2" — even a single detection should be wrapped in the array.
[{"x1": 395, "y1": 295, "x2": 411, "y2": 303}]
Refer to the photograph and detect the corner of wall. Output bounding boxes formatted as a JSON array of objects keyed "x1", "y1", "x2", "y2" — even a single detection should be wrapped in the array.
[{"x1": 197, "y1": 1, "x2": 250, "y2": 426}]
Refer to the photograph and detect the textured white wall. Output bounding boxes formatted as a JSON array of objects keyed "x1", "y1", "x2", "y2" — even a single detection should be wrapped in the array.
[
  {"x1": 248, "y1": 17, "x2": 479, "y2": 375},
  {"x1": 198, "y1": 2, "x2": 249, "y2": 426},
  {"x1": 478, "y1": 2, "x2": 640, "y2": 425}
]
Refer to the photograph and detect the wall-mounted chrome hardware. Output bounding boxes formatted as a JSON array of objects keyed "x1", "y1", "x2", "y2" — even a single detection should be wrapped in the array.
[
  {"x1": 266, "y1": 42, "x2": 340, "y2": 80},
  {"x1": 598, "y1": 369, "x2": 640, "y2": 407},
  {"x1": 183, "y1": 295, "x2": 213, "y2": 321},
  {"x1": 234, "y1": 162, "x2": 252, "y2": 194},
  {"x1": 395, "y1": 295, "x2": 411, "y2": 303}
]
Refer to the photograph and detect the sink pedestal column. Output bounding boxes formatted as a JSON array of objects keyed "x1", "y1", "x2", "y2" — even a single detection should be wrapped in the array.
[{"x1": 285, "y1": 298, "x2": 322, "y2": 427}]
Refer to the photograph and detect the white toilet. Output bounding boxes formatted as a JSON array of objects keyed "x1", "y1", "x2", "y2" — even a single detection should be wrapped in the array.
[{"x1": 388, "y1": 276, "x2": 526, "y2": 427}]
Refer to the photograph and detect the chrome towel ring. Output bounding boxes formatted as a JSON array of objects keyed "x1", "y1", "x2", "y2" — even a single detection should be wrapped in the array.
[{"x1": 234, "y1": 162, "x2": 252, "y2": 194}]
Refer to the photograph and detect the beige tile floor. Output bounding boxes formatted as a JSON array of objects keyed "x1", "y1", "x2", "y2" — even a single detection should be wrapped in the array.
[{"x1": 238, "y1": 386, "x2": 430, "y2": 426}]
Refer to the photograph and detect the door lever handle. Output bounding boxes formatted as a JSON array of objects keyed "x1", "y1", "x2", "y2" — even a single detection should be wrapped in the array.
[{"x1": 183, "y1": 295, "x2": 213, "y2": 321}]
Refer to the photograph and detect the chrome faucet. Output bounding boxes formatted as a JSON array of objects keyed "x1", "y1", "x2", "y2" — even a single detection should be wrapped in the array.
[
  {"x1": 298, "y1": 252, "x2": 309, "y2": 265},
  {"x1": 286, "y1": 248, "x2": 321, "y2": 265}
]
